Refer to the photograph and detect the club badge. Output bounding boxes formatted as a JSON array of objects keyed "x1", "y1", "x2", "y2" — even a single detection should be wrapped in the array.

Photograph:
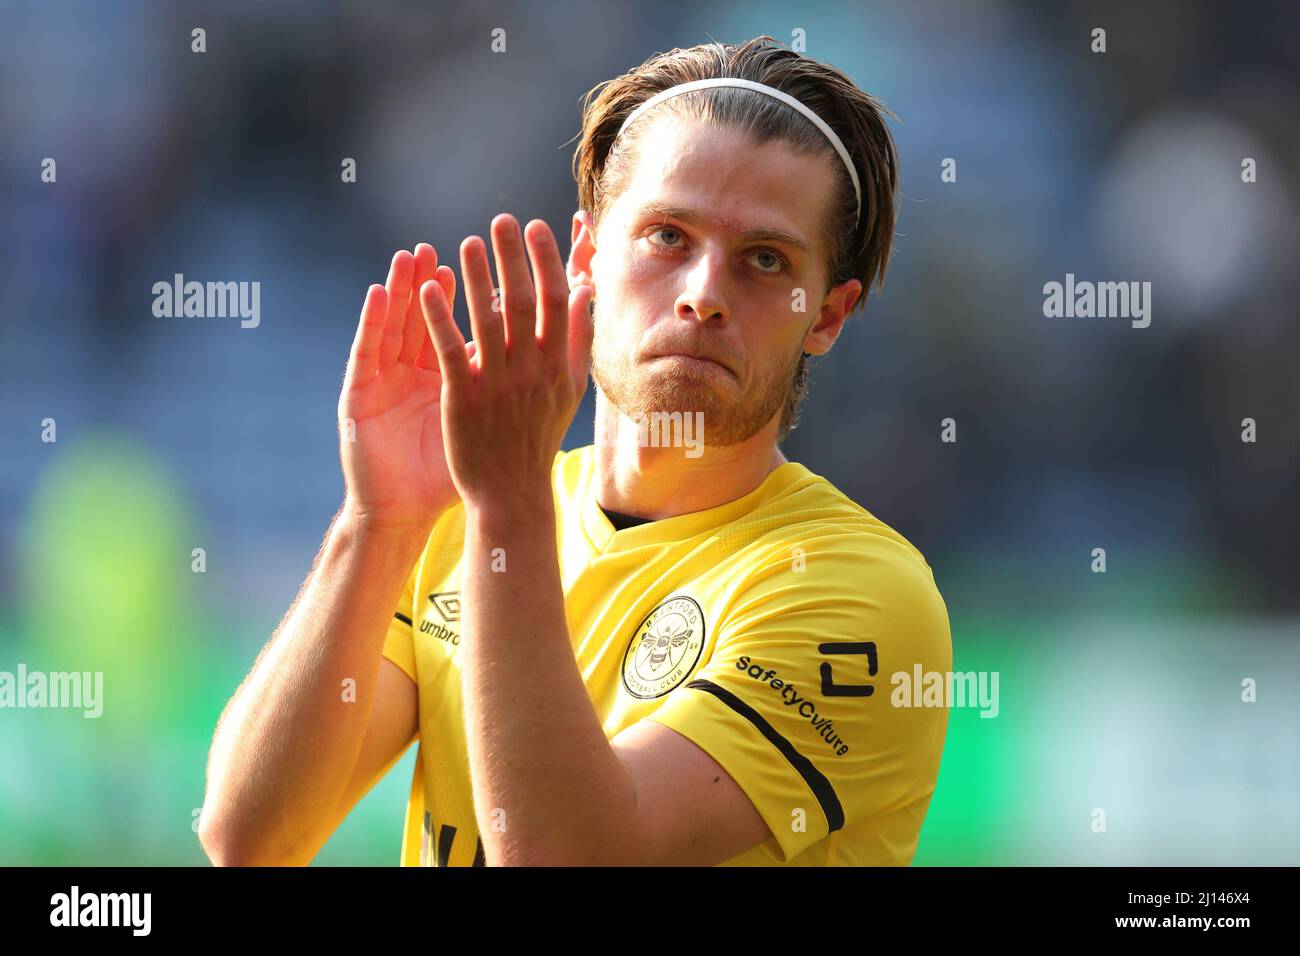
[{"x1": 621, "y1": 596, "x2": 706, "y2": 699}]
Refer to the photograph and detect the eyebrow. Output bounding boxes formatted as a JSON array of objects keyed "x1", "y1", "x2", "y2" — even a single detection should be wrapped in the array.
[{"x1": 635, "y1": 202, "x2": 813, "y2": 256}]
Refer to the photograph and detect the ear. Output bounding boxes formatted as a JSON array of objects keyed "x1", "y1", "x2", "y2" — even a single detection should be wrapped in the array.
[
  {"x1": 568, "y1": 209, "x2": 598, "y2": 290},
  {"x1": 802, "y1": 278, "x2": 863, "y2": 356}
]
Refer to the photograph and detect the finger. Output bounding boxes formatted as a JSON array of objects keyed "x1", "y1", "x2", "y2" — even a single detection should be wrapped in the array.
[
  {"x1": 567, "y1": 284, "x2": 595, "y2": 399},
  {"x1": 490, "y1": 214, "x2": 537, "y2": 357},
  {"x1": 398, "y1": 244, "x2": 439, "y2": 364},
  {"x1": 524, "y1": 219, "x2": 570, "y2": 368},
  {"x1": 346, "y1": 284, "x2": 388, "y2": 386},
  {"x1": 379, "y1": 250, "x2": 415, "y2": 370},
  {"x1": 423, "y1": 337, "x2": 477, "y2": 374},
  {"x1": 414, "y1": 265, "x2": 457, "y2": 371},
  {"x1": 420, "y1": 278, "x2": 471, "y2": 392},
  {"x1": 460, "y1": 235, "x2": 505, "y2": 373}
]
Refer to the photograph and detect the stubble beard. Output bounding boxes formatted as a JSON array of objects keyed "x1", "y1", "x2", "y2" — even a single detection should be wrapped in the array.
[{"x1": 590, "y1": 305, "x2": 801, "y2": 448}]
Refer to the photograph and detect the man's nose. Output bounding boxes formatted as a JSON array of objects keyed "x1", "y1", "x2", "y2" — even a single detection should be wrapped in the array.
[{"x1": 676, "y1": 250, "x2": 729, "y2": 324}]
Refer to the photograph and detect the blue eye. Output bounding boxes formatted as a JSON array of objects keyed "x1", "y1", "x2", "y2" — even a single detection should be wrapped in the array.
[
  {"x1": 647, "y1": 226, "x2": 683, "y2": 247},
  {"x1": 645, "y1": 226, "x2": 788, "y2": 275},
  {"x1": 752, "y1": 250, "x2": 787, "y2": 274}
]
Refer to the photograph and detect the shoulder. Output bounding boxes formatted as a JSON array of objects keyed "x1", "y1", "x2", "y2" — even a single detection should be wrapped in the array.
[
  {"x1": 735, "y1": 462, "x2": 942, "y2": 603},
  {"x1": 718, "y1": 465, "x2": 951, "y2": 665}
]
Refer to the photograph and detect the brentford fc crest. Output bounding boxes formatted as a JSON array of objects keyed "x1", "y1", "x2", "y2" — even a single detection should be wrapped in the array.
[{"x1": 621, "y1": 596, "x2": 706, "y2": 699}]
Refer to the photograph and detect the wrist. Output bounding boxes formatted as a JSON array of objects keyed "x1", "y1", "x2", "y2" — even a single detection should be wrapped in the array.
[
  {"x1": 338, "y1": 498, "x2": 441, "y2": 550},
  {"x1": 463, "y1": 489, "x2": 555, "y2": 539}
]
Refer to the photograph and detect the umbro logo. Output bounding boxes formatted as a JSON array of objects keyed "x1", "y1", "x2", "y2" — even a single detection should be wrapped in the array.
[
  {"x1": 427, "y1": 592, "x2": 460, "y2": 623},
  {"x1": 419, "y1": 591, "x2": 461, "y2": 647}
]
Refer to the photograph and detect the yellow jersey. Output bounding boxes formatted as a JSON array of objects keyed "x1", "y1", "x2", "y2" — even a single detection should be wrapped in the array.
[{"x1": 382, "y1": 443, "x2": 951, "y2": 866}]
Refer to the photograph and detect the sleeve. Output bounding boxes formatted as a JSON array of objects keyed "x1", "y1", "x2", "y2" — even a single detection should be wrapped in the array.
[
  {"x1": 382, "y1": 560, "x2": 419, "y2": 684},
  {"x1": 644, "y1": 536, "x2": 953, "y2": 863}
]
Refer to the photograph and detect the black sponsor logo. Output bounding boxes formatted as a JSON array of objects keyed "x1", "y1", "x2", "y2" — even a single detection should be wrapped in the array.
[
  {"x1": 818, "y1": 641, "x2": 877, "y2": 698},
  {"x1": 734, "y1": 655, "x2": 853, "y2": 756}
]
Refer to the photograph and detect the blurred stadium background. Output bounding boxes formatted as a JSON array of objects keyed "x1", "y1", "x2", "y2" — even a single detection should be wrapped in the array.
[{"x1": 1, "y1": 0, "x2": 1296, "y2": 865}]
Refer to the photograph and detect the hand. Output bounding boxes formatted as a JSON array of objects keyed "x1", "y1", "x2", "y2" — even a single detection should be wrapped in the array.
[
  {"x1": 338, "y1": 244, "x2": 477, "y2": 533},
  {"x1": 417, "y1": 214, "x2": 594, "y2": 510}
]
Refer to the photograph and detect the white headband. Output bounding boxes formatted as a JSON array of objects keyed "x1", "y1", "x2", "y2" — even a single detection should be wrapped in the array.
[{"x1": 615, "y1": 77, "x2": 862, "y2": 226}]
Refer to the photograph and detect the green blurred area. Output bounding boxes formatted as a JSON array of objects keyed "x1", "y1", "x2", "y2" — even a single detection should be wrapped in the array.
[{"x1": 0, "y1": 432, "x2": 411, "y2": 865}]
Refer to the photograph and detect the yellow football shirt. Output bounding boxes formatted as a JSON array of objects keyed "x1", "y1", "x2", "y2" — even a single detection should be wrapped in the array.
[{"x1": 381, "y1": 443, "x2": 951, "y2": 866}]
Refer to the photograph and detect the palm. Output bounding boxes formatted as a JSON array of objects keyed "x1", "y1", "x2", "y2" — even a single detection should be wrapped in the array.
[
  {"x1": 342, "y1": 361, "x2": 452, "y2": 521},
  {"x1": 337, "y1": 247, "x2": 464, "y2": 531}
]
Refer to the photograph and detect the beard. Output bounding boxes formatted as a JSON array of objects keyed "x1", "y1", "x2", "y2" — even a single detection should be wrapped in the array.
[{"x1": 590, "y1": 307, "x2": 802, "y2": 448}]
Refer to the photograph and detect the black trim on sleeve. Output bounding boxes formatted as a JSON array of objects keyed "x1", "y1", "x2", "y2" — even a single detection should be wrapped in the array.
[
  {"x1": 394, "y1": 612, "x2": 413, "y2": 627},
  {"x1": 437, "y1": 824, "x2": 457, "y2": 868},
  {"x1": 685, "y1": 678, "x2": 845, "y2": 834}
]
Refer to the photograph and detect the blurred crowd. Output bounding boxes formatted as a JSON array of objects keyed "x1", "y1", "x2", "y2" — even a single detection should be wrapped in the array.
[{"x1": 3, "y1": 1, "x2": 1296, "y2": 613}]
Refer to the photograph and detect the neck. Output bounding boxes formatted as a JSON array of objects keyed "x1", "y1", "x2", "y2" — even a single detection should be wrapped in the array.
[{"x1": 592, "y1": 391, "x2": 789, "y2": 520}]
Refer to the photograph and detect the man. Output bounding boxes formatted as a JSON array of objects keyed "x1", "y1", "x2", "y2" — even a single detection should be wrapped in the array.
[{"x1": 199, "y1": 36, "x2": 951, "y2": 867}]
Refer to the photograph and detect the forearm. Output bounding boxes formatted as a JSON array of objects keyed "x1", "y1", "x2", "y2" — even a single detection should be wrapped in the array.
[
  {"x1": 460, "y1": 499, "x2": 639, "y2": 866},
  {"x1": 200, "y1": 502, "x2": 430, "y2": 865}
]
